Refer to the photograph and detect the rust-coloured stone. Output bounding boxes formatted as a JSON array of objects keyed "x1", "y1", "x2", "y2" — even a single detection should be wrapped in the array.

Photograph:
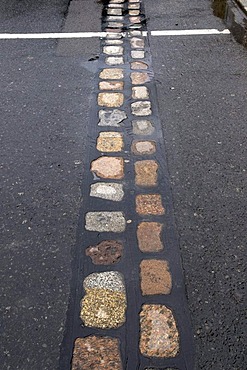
[
  {"x1": 140, "y1": 259, "x2": 172, "y2": 295},
  {"x1": 139, "y1": 304, "x2": 179, "y2": 358},
  {"x1": 131, "y1": 72, "x2": 150, "y2": 84},
  {"x1": 72, "y1": 336, "x2": 122, "y2": 370},
  {"x1": 135, "y1": 160, "x2": 158, "y2": 187},
  {"x1": 136, "y1": 194, "x2": 165, "y2": 215},
  {"x1": 91, "y1": 156, "x2": 124, "y2": 179},
  {"x1": 131, "y1": 140, "x2": 156, "y2": 155},
  {"x1": 86, "y1": 240, "x2": 123, "y2": 265},
  {"x1": 137, "y1": 222, "x2": 164, "y2": 252}
]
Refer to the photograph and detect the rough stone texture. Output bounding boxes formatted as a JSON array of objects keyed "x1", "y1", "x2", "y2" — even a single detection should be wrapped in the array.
[
  {"x1": 131, "y1": 101, "x2": 152, "y2": 116},
  {"x1": 90, "y1": 182, "x2": 124, "y2": 201},
  {"x1": 131, "y1": 140, "x2": 156, "y2": 155},
  {"x1": 83, "y1": 271, "x2": 125, "y2": 292},
  {"x1": 129, "y1": 3, "x2": 140, "y2": 9},
  {"x1": 98, "y1": 109, "x2": 127, "y2": 126},
  {"x1": 132, "y1": 86, "x2": 149, "y2": 99},
  {"x1": 139, "y1": 304, "x2": 179, "y2": 358},
  {"x1": 130, "y1": 37, "x2": 145, "y2": 48},
  {"x1": 131, "y1": 50, "x2": 145, "y2": 59},
  {"x1": 91, "y1": 156, "x2": 124, "y2": 179},
  {"x1": 110, "y1": 0, "x2": 125, "y2": 3},
  {"x1": 96, "y1": 132, "x2": 124, "y2": 152},
  {"x1": 129, "y1": 24, "x2": 142, "y2": 29},
  {"x1": 132, "y1": 120, "x2": 155, "y2": 135},
  {"x1": 99, "y1": 81, "x2": 124, "y2": 91},
  {"x1": 137, "y1": 222, "x2": 164, "y2": 252},
  {"x1": 107, "y1": 22, "x2": 124, "y2": 29},
  {"x1": 130, "y1": 16, "x2": 141, "y2": 23},
  {"x1": 98, "y1": 92, "x2": 124, "y2": 107},
  {"x1": 131, "y1": 61, "x2": 148, "y2": 70},
  {"x1": 103, "y1": 45, "x2": 124, "y2": 55},
  {"x1": 99, "y1": 68, "x2": 124, "y2": 80},
  {"x1": 136, "y1": 194, "x2": 165, "y2": 215},
  {"x1": 85, "y1": 212, "x2": 126, "y2": 232},
  {"x1": 106, "y1": 32, "x2": 123, "y2": 39},
  {"x1": 106, "y1": 56, "x2": 124, "y2": 65},
  {"x1": 106, "y1": 16, "x2": 124, "y2": 21},
  {"x1": 86, "y1": 240, "x2": 123, "y2": 265},
  {"x1": 71, "y1": 336, "x2": 122, "y2": 370},
  {"x1": 129, "y1": 30, "x2": 143, "y2": 36},
  {"x1": 135, "y1": 160, "x2": 158, "y2": 187},
  {"x1": 108, "y1": 3, "x2": 124, "y2": 8},
  {"x1": 140, "y1": 259, "x2": 172, "y2": 295},
  {"x1": 131, "y1": 72, "x2": 150, "y2": 84},
  {"x1": 107, "y1": 9, "x2": 122, "y2": 15},
  {"x1": 80, "y1": 288, "x2": 126, "y2": 328},
  {"x1": 129, "y1": 9, "x2": 140, "y2": 15},
  {"x1": 105, "y1": 39, "x2": 123, "y2": 45}
]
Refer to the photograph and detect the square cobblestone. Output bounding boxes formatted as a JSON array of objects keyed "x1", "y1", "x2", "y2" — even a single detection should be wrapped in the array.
[
  {"x1": 99, "y1": 68, "x2": 124, "y2": 80},
  {"x1": 98, "y1": 92, "x2": 124, "y2": 107},
  {"x1": 91, "y1": 156, "x2": 124, "y2": 179},
  {"x1": 132, "y1": 120, "x2": 154, "y2": 135},
  {"x1": 131, "y1": 61, "x2": 148, "y2": 70},
  {"x1": 106, "y1": 56, "x2": 124, "y2": 65},
  {"x1": 107, "y1": 8, "x2": 122, "y2": 15},
  {"x1": 140, "y1": 259, "x2": 172, "y2": 295},
  {"x1": 103, "y1": 45, "x2": 124, "y2": 55},
  {"x1": 131, "y1": 72, "x2": 150, "y2": 84},
  {"x1": 98, "y1": 109, "x2": 127, "y2": 126},
  {"x1": 85, "y1": 211, "x2": 126, "y2": 232},
  {"x1": 131, "y1": 50, "x2": 145, "y2": 59},
  {"x1": 131, "y1": 101, "x2": 152, "y2": 116},
  {"x1": 90, "y1": 182, "x2": 124, "y2": 201},
  {"x1": 137, "y1": 222, "x2": 164, "y2": 252},
  {"x1": 131, "y1": 140, "x2": 156, "y2": 155},
  {"x1": 136, "y1": 194, "x2": 165, "y2": 215},
  {"x1": 135, "y1": 160, "x2": 158, "y2": 187},
  {"x1": 99, "y1": 81, "x2": 124, "y2": 91},
  {"x1": 97, "y1": 132, "x2": 124, "y2": 152},
  {"x1": 132, "y1": 86, "x2": 149, "y2": 99}
]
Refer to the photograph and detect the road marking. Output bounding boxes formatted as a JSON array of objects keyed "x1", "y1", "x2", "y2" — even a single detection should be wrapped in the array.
[{"x1": 0, "y1": 29, "x2": 230, "y2": 40}]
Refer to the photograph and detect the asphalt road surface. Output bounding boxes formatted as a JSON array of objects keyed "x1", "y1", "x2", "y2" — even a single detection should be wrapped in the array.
[{"x1": 0, "y1": 0, "x2": 246, "y2": 369}]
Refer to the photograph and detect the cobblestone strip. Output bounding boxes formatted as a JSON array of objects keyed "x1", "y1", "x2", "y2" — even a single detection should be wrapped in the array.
[{"x1": 60, "y1": 0, "x2": 194, "y2": 369}]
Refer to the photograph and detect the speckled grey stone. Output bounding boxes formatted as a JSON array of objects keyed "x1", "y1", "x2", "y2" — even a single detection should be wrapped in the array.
[
  {"x1": 90, "y1": 183, "x2": 124, "y2": 201},
  {"x1": 131, "y1": 101, "x2": 152, "y2": 116},
  {"x1": 83, "y1": 271, "x2": 125, "y2": 292},
  {"x1": 132, "y1": 120, "x2": 154, "y2": 135},
  {"x1": 98, "y1": 109, "x2": 127, "y2": 126},
  {"x1": 85, "y1": 212, "x2": 126, "y2": 232},
  {"x1": 103, "y1": 46, "x2": 124, "y2": 56},
  {"x1": 106, "y1": 56, "x2": 124, "y2": 65}
]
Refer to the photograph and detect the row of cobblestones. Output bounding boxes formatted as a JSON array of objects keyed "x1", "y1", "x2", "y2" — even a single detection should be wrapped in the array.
[{"x1": 66, "y1": 0, "x2": 192, "y2": 368}]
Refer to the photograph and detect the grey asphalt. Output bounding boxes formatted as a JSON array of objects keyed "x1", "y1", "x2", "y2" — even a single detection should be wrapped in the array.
[{"x1": 0, "y1": 0, "x2": 246, "y2": 369}]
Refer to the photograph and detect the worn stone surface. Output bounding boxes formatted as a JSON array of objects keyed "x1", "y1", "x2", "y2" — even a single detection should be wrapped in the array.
[
  {"x1": 98, "y1": 92, "x2": 124, "y2": 107},
  {"x1": 105, "y1": 39, "x2": 123, "y2": 45},
  {"x1": 97, "y1": 132, "x2": 124, "y2": 152},
  {"x1": 98, "y1": 109, "x2": 127, "y2": 126},
  {"x1": 107, "y1": 8, "x2": 122, "y2": 15},
  {"x1": 129, "y1": 9, "x2": 140, "y2": 15},
  {"x1": 131, "y1": 72, "x2": 150, "y2": 85},
  {"x1": 128, "y1": 3, "x2": 140, "y2": 9},
  {"x1": 86, "y1": 240, "x2": 123, "y2": 265},
  {"x1": 85, "y1": 212, "x2": 126, "y2": 232},
  {"x1": 131, "y1": 50, "x2": 145, "y2": 59},
  {"x1": 99, "y1": 81, "x2": 124, "y2": 91},
  {"x1": 135, "y1": 160, "x2": 158, "y2": 187},
  {"x1": 131, "y1": 61, "x2": 148, "y2": 70},
  {"x1": 99, "y1": 68, "x2": 124, "y2": 80},
  {"x1": 91, "y1": 156, "x2": 124, "y2": 179},
  {"x1": 106, "y1": 16, "x2": 124, "y2": 21},
  {"x1": 72, "y1": 336, "x2": 122, "y2": 370},
  {"x1": 129, "y1": 24, "x2": 142, "y2": 29},
  {"x1": 131, "y1": 101, "x2": 152, "y2": 116},
  {"x1": 129, "y1": 30, "x2": 143, "y2": 36},
  {"x1": 107, "y1": 22, "x2": 124, "y2": 29},
  {"x1": 83, "y1": 271, "x2": 125, "y2": 292},
  {"x1": 139, "y1": 304, "x2": 179, "y2": 358},
  {"x1": 137, "y1": 222, "x2": 164, "y2": 252},
  {"x1": 130, "y1": 37, "x2": 145, "y2": 49},
  {"x1": 90, "y1": 182, "x2": 124, "y2": 201},
  {"x1": 132, "y1": 86, "x2": 149, "y2": 99},
  {"x1": 140, "y1": 260, "x2": 172, "y2": 295},
  {"x1": 103, "y1": 45, "x2": 124, "y2": 55},
  {"x1": 136, "y1": 194, "x2": 165, "y2": 215},
  {"x1": 106, "y1": 56, "x2": 124, "y2": 65},
  {"x1": 132, "y1": 120, "x2": 154, "y2": 135},
  {"x1": 130, "y1": 16, "x2": 141, "y2": 23},
  {"x1": 106, "y1": 32, "x2": 123, "y2": 39},
  {"x1": 131, "y1": 140, "x2": 156, "y2": 155},
  {"x1": 108, "y1": 3, "x2": 124, "y2": 8},
  {"x1": 80, "y1": 288, "x2": 126, "y2": 328}
]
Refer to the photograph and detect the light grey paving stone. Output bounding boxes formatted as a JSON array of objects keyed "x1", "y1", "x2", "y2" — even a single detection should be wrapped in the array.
[
  {"x1": 105, "y1": 39, "x2": 123, "y2": 45},
  {"x1": 132, "y1": 86, "x2": 149, "y2": 99},
  {"x1": 103, "y1": 45, "x2": 124, "y2": 55},
  {"x1": 131, "y1": 101, "x2": 152, "y2": 116},
  {"x1": 83, "y1": 271, "x2": 125, "y2": 292},
  {"x1": 130, "y1": 37, "x2": 145, "y2": 48},
  {"x1": 106, "y1": 56, "x2": 124, "y2": 65},
  {"x1": 131, "y1": 50, "x2": 145, "y2": 59},
  {"x1": 98, "y1": 109, "x2": 127, "y2": 126},
  {"x1": 90, "y1": 182, "x2": 124, "y2": 201},
  {"x1": 132, "y1": 120, "x2": 155, "y2": 135},
  {"x1": 85, "y1": 211, "x2": 126, "y2": 232}
]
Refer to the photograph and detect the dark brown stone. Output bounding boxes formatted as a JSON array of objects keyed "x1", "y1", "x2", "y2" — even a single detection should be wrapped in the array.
[
  {"x1": 140, "y1": 259, "x2": 172, "y2": 295},
  {"x1": 86, "y1": 240, "x2": 123, "y2": 265}
]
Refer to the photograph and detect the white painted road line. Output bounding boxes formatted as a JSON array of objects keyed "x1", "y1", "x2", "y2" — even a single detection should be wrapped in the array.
[
  {"x1": 151, "y1": 29, "x2": 230, "y2": 36},
  {"x1": 0, "y1": 29, "x2": 230, "y2": 40}
]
